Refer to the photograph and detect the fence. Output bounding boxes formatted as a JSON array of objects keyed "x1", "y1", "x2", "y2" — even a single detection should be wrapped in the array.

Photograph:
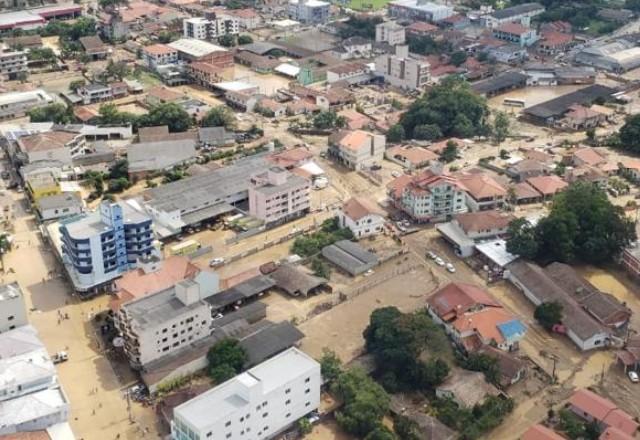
[{"x1": 187, "y1": 245, "x2": 213, "y2": 260}]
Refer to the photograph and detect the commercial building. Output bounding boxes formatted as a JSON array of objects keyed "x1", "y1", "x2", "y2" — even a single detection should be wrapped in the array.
[
  {"x1": 142, "y1": 44, "x2": 179, "y2": 70},
  {"x1": 288, "y1": 0, "x2": 330, "y2": 24},
  {"x1": 0, "y1": 47, "x2": 27, "y2": 81},
  {"x1": 127, "y1": 139, "x2": 197, "y2": 179},
  {"x1": 0, "y1": 89, "x2": 53, "y2": 120},
  {"x1": 481, "y1": 2, "x2": 544, "y2": 28},
  {"x1": 575, "y1": 39, "x2": 640, "y2": 73},
  {"x1": 492, "y1": 23, "x2": 538, "y2": 47},
  {"x1": 388, "y1": 0, "x2": 454, "y2": 22},
  {"x1": 58, "y1": 201, "x2": 154, "y2": 293},
  {"x1": 171, "y1": 347, "x2": 320, "y2": 440},
  {"x1": 36, "y1": 193, "x2": 84, "y2": 221},
  {"x1": 168, "y1": 38, "x2": 234, "y2": 68},
  {"x1": 0, "y1": 325, "x2": 70, "y2": 435},
  {"x1": 322, "y1": 240, "x2": 379, "y2": 276},
  {"x1": 458, "y1": 173, "x2": 507, "y2": 211},
  {"x1": 0, "y1": 282, "x2": 27, "y2": 333},
  {"x1": 375, "y1": 45, "x2": 430, "y2": 90},
  {"x1": 0, "y1": 3, "x2": 81, "y2": 34},
  {"x1": 375, "y1": 21, "x2": 405, "y2": 45},
  {"x1": 328, "y1": 130, "x2": 385, "y2": 170},
  {"x1": 15, "y1": 130, "x2": 85, "y2": 166},
  {"x1": 117, "y1": 274, "x2": 219, "y2": 369},
  {"x1": 387, "y1": 170, "x2": 467, "y2": 222},
  {"x1": 248, "y1": 167, "x2": 310, "y2": 226},
  {"x1": 436, "y1": 210, "x2": 513, "y2": 257},
  {"x1": 338, "y1": 196, "x2": 386, "y2": 239},
  {"x1": 183, "y1": 15, "x2": 239, "y2": 40}
]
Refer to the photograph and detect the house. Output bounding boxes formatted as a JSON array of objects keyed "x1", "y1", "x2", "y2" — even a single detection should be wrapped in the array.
[
  {"x1": 170, "y1": 348, "x2": 320, "y2": 440},
  {"x1": 561, "y1": 104, "x2": 606, "y2": 130},
  {"x1": 388, "y1": 170, "x2": 467, "y2": 222},
  {"x1": 76, "y1": 83, "x2": 113, "y2": 105},
  {"x1": 537, "y1": 31, "x2": 573, "y2": 56},
  {"x1": 384, "y1": 145, "x2": 438, "y2": 170},
  {"x1": 458, "y1": 173, "x2": 507, "y2": 211},
  {"x1": 522, "y1": 424, "x2": 565, "y2": 440},
  {"x1": 268, "y1": 147, "x2": 313, "y2": 169},
  {"x1": 568, "y1": 147, "x2": 606, "y2": 168},
  {"x1": 36, "y1": 193, "x2": 83, "y2": 221},
  {"x1": 510, "y1": 182, "x2": 543, "y2": 205},
  {"x1": 492, "y1": 23, "x2": 538, "y2": 47},
  {"x1": 256, "y1": 97, "x2": 286, "y2": 118},
  {"x1": 248, "y1": 167, "x2": 311, "y2": 225},
  {"x1": 15, "y1": 130, "x2": 85, "y2": 165},
  {"x1": 616, "y1": 336, "x2": 640, "y2": 372},
  {"x1": 389, "y1": 395, "x2": 456, "y2": 440},
  {"x1": 322, "y1": 239, "x2": 378, "y2": 276},
  {"x1": 142, "y1": 44, "x2": 179, "y2": 70},
  {"x1": 477, "y1": 346, "x2": 526, "y2": 388},
  {"x1": 328, "y1": 130, "x2": 385, "y2": 170},
  {"x1": 507, "y1": 159, "x2": 550, "y2": 182},
  {"x1": 338, "y1": 197, "x2": 385, "y2": 239},
  {"x1": 127, "y1": 139, "x2": 197, "y2": 179},
  {"x1": 337, "y1": 108, "x2": 373, "y2": 130},
  {"x1": 568, "y1": 389, "x2": 639, "y2": 438},
  {"x1": 146, "y1": 86, "x2": 185, "y2": 106},
  {"x1": 436, "y1": 210, "x2": 513, "y2": 257},
  {"x1": 435, "y1": 369, "x2": 501, "y2": 407},
  {"x1": 525, "y1": 175, "x2": 567, "y2": 199},
  {"x1": 79, "y1": 35, "x2": 109, "y2": 60},
  {"x1": 506, "y1": 260, "x2": 613, "y2": 351},
  {"x1": 487, "y1": 43, "x2": 528, "y2": 64}
]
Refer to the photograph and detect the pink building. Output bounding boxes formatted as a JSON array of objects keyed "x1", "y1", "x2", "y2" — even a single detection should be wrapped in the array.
[{"x1": 248, "y1": 167, "x2": 311, "y2": 225}]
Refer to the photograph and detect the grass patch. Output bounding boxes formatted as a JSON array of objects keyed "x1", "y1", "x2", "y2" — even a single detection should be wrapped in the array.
[{"x1": 346, "y1": 0, "x2": 391, "y2": 11}]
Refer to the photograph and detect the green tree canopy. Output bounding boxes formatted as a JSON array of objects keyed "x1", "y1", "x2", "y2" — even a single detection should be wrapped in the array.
[
  {"x1": 506, "y1": 218, "x2": 538, "y2": 259},
  {"x1": 237, "y1": 35, "x2": 253, "y2": 45},
  {"x1": 618, "y1": 114, "x2": 640, "y2": 153},
  {"x1": 414, "y1": 124, "x2": 442, "y2": 141},
  {"x1": 400, "y1": 76, "x2": 488, "y2": 139},
  {"x1": 364, "y1": 426, "x2": 397, "y2": 440},
  {"x1": 207, "y1": 339, "x2": 247, "y2": 382},
  {"x1": 139, "y1": 102, "x2": 192, "y2": 132},
  {"x1": 338, "y1": 15, "x2": 382, "y2": 39},
  {"x1": 218, "y1": 34, "x2": 236, "y2": 47},
  {"x1": 493, "y1": 111, "x2": 509, "y2": 143},
  {"x1": 201, "y1": 105, "x2": 236, "y2": 128},
  {"x1": 387, "y1": 124, "x2": 405, "y2": 143},
  {"x1": 534, "y1": 301, "x2": 563, "y2": 331},
  {"x1": 320, "y1": 348, "x2": 342, "y2": 384},
  {"x1": 439, "y1": 141, "x2": 458, "y2": 163},
  {"x1": 28, "y1": 103, "x2": 73, "y2": 124},
  {"x1": 450, "y1": 50, "x2": 468, "y2": 66},
  {"x1": 312, "y1": 110, "x2": 346, "y2": 130},
  {"x1": 393, "y1": 415, "x2": 421, "y2": 440}
]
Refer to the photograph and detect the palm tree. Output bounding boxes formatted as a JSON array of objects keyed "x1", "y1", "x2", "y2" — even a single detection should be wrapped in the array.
[{"x1": 0, "y1": 234, "x2": 10, "y2": 272}]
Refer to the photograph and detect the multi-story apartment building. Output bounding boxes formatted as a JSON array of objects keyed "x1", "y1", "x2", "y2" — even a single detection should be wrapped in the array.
[
  {"x1": 0, "y1": 89, "x2": 53, "y2": 120},
  {"x1": 223, "y1": 8, "x2": 261, "y2": 30},
  {"x1": 183, "y1": 15, "x2": 239, "y2": 41},
  {"x1": 168, "y1": 38, "x2": 234, "y2": 68},
  {"x1": 375, "y1": 45, "x2": 430, "y2": 90},
  {"x1": 492, "y1": 23, "x2": 538, "y2": 47},
  {"x1": 388, "y1": 170, "x2": 468, "y2": 222},
  {"x1": 0, "y1": 282, "x2": 27, "y2": 333},
  {"x1": 375, "y1": 21, "x2": 405, "y2": 45},
  {"x1": 171, "y1": 347, "x2": 321, "y2": 440},
  {"x1": 0, "y1": 48, "x2": 27, "y2": 80},
  {"x1": 328, "y1": 129, "x2": 386, "y2": 170},
  {"x1": 481, "y1": 2, "x2": 544, "y2": 28},
  {"x1": 388, "y1": 0, "x2": 454, "y2": 22},
  {"x1": 117, "y1": 275, "x2": 219, "y2": 368},
  {"x1": 59, "y1": 201, "x2": 154, "y2": 293},
  {"x1": 248, "y1": 167, "x2": 310, "y2": 226},
  {"x1": 15, "y1": 130, "x2": 85, "y2": 166},
  {"x1": 288, "y1": 0, "x2": 330, "y2": 24},
  {"x1": 142, "y1": 44, "x2": 179, "y2": 70}
]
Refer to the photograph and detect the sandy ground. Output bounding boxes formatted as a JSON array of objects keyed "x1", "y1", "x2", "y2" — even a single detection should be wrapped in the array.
[
  {"x1": 3, "y1": 192, "x2": 158, "y2": 440},
  {"x1": 233, "y1": 64, "x2": 292, "y2": 96}
]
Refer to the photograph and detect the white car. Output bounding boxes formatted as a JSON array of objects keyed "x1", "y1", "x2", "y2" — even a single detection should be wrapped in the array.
[
  {"x1": 209, "y1": 257, "x2": 225, "y2": 267},
  {"x1": 52, "y1": 351, "x2": 68, "y2": 364},
  {"x1": 391, "y1": 170, "x2": 401, "y2": 178},
  {"x1": 446, "y1": 263, "x2": 456, "y2": 273},
  {"x1": 427, "y1": 251, "x2": 437, "y2": 260},
  {"x1": 435, "y1": 257, "x2": 445, "y2": 266},
  {"x1": 364, "y1": 269, "x2": 375, "y2": 277},
  {"x1": 629, "y1": 371, "x2": 639, "y2": 383}
]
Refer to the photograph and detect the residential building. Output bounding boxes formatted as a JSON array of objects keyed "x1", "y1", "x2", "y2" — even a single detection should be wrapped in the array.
[
  {"x1": 338, "y1": 196, "x2": 386, "y2": 239},
  {"x1": 385, "y1": 145, "x2": 438, "y2": 170},
  {"x1": 522, "y1": 425, "x2": 565, "y2": 440},
  {"x1": 477, "y1": 345, "x2": 526, "y2": 388},
  {"x1": 405, "y1": 21, "x2": 438, "y2": 37},
  {"x1": 326, "y1": 62, "x2": 370, "y2": 84},
  {"x1": 481, "y1": 2, "x2": 545, "y2": 28},
  {"x1": 127, "y1": 139, "x2": 197, "y2": 179},
  {"x1": 24, "y1": 170, "x2": 60, "y2": 202},
  {"x1": 0, "y1": 282, "x2": 27, "y2": 333},
  {"x1": 537, "y1": 31, "x2": 573, "y2": 56},
  {"x1": 525, "y1": 175, "x2": 568, "y2": 200},
  {"x1": 507, "y1": 158, "x2": 550, "y2": 182},
  {"x1": 0, "y1": 89, "x2": 53, "y2": 120},
  {"x1": 268, "y1": 147, "x2": 314, "y2": 169},
  {"x1": 560, "y1": 105, "x2": 605, "y2": 130},
  {"x1": 375, "y1": 21, "x2": 405, "y2": 45},
  {"x1": 36, "y1": 193, "x2": 84, "y2": 221},
  {"x1": 0, "y1": 325, "x2": 70, "y2": 435},
  {"x1": 328, "y1": 130, "x2": 385, "y2": 170},
  {"x1": 255, "y1": 98, "x2": 287, "y2": 118},
  {"x1": 171, "y1": 347, "x2": 321, "y2": 440},
  {"x1": 183, "y1": 15, "x2": 239, "y2": 40},
  {"x1": 568, "y1": 389, "x2": 639, "y2": 438},
  {"x1": 168, "y1": 38, "x2": 233, "y2": 68},
  {"x1": 458, "y1": 173, "x2": 507, "y2": 211},
  {"x1": 427, "y1": 282, "x2": 525, "y2": 352},
  {"x1": 487, "y1": 44, "x2": 528, "y2": 64},
  {"x1": 79, "y1": 35, "x2": 109, "y2": 60},
  {"x1": 492, "y1": 23, "x2": 538, "y2": 47},
  {"x1": 59, "y1": 201, "x2": 154, "y2": 293},
  {"x1": 15, "y1": 130, "x2": 85, "y2": 165},
  {"x1": 117, "y1": 274, "x2": 219, "y2": 368},
  {"x1": 187, "y1": 61, "x2": 226, "y2": 88},
  {"x1": 77, "y1": 83, "x2": 113, "y2": 105},
  {"x1": 223, "y1": 8, "x2": 261, "y2": 30},
  {"x1": 0, "y1": 191, "x2": 13, "y2": 226},
  {"x1": 435, "y1": 369, "x2": 500, "y2": 407},
  {"x1": 436, "y1": 210, "x2": 514, "y2": 257},
  {"x1": 142, "y1": 44, "x2": 179, "y2": 70},
  {"x1": 248, "y1": 167, "x2": 310, "y2": 225},
  {"x1": 288, "y1": 0, "x2": 330, "y2": 24},
  {"x1": 388, "y1": 0, "x2": 454, "y2": 22},
  {"x1": 375, "y1": 45, "x2": 430, "y2": 90},
  {"x1": 387, "y1": 170, "x2": 467, "y2": 222},
  {"x1": 0, "y1": 47, "x2": 27, "y2": 81}
]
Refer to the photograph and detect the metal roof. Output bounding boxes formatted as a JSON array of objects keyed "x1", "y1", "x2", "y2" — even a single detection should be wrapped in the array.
[
  {"x1": 524, "y1": 84, "x2": 616, "y2": 120},
  {"x1": 321, "y1": 240, "x2": 378, "y2": 276}
]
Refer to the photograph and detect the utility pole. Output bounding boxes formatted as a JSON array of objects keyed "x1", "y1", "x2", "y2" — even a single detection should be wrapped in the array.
[{"x1": 126, "y1": 389, "x2": 133, "y2": 424}]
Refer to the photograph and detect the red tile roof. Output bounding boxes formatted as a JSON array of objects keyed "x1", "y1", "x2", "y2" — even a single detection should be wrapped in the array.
[
  {"x1": 525, "y1": 175, "x2": 568, "y2": 196},
  {"x1": 495, "y1": 22, "x2": 531, "y2": 35},
  {"x1": 144, "y1": 43, "x2": 176, "y2": 55},
  {"x1": 407, "y1": 21, "x2": 438, "y2": 34},
  {"x1": 454, "y1": 210, "x2": 513, "y2": 234},
  {"x1": 427, "y1": 282, "x2": 501, "y2": 322},
  {"x1": 452, "y1": 306, "x2": 518, "y2": 345},
  {"x1": 540, "y1": 30, "x2": 573, "y2": 47},
  {"x1": 570, "y1": 389, "x2": 639, "y2": 437},
  {"x1": 600, "y1": 427, "x2": 636, "y2": 440},
  {"x1": 458, "y1": 173, "x2": 507, "y2": 200},
  {"x1": 522, "y1": 424, "x2": 564, "y2": 440},
  {"x1": 342, "y1": 197, "x2": 385, "y2": 221}
]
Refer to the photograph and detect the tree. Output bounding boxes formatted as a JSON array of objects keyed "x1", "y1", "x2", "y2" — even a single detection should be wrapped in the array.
[
  {"x1": 414, "y1": 124, "x2": 442, "y2": 141},
  {"x1": 28, "y1": 103, "x2": 73, "y2": 124},
  {"x1": 311, "y1": 258, "x2": 330, "y2": 278},
  {"x1": 109, "y1": 159, "x2": 129, "y2": 180},
  {"x1": 506, "y1": 218, "x2": 538, "y2": 259},
  {"x1": 387, "y1": 124, "x2": 405, "y2": 143},
  {"x1": 99, "y1": 0, "x2": 127, "y2": 8},
  {"x1": 393, "y1": 415, "x2": 421, "y2": 440},
  {"x1": 559, "y1": 409, "x2": 586, "y2": 439},
  {"x1": 107, "y1": 177, "x2": 130, "y2": 193},
  {"x1": 98, "y1": 103, "x2": 139, "y2": 127},
  {"x1": 320, "y1": 348, "x2": 342, "y2": 383},
  {"x1": 364, "y1": 426, "x2": 397, "y2": 440},
  {"x1": 201, "y1": 106, "x2": 235, "y2": 128},
  {"x1": 104, "y1": 59, "x2": 131, "y2": 81},
  {"x1": 27, "y1": 47, "x2": 56, "y2": 64},
  {"x1": 207, "y1": 339, "x2": 247, "y2": 381},
  {"x1": 237, "y1": 34, "x2": 253, "y2": 45},
  {"x1": 535, "y1": 302, "x2": 563, "y2": 330},
  {"x1": 69, "y1": 79, "x2": 86, "y2": 92},
  {"x1": 493, "y1": 111, "x2": 509, "y2": 143},
  {"x1": 618, "y1": 114, "x2": 640, "y2": 153},
  {"x1": 338, "y1": 15, "x2": 382, "y2": 39},
  {"x1": 139, "y1": 103, "x2": 192, "y2": 132},
  {"x1": 313, "y1": 111, "x2": 346, "y2": 130},
  {"x1": 85, "y1": 170, "x2": 104, "y2": 197},
  {"x1": 450, "y1": 50, "x2": 467, "y2": 66},
  {"x1": 401, "y1": 76, "x2": 488, "y2": 139},
  {"x1": 586, "y1": 127, "x2": 596, "y2": 143},
  {"x1": 218, "y1": 34, "x2": 236, "y2": 47},
  {"x1": 0, "y1": 233, "x2": 11, "y2": 271},
  {"x1": 297, "y1": 418, "x2": 313, "y2": 435},
  {"x1": 460, "y1": 353, "x2": 500, "y2": 385},
  {"x1": 439, "y1": 141, "x2": 458, "y2": 163}
]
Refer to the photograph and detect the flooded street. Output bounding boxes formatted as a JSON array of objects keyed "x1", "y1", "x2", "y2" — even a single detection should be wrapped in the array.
[{"x1": 488, "y1": 85, "x2": 588, "y2": 112}]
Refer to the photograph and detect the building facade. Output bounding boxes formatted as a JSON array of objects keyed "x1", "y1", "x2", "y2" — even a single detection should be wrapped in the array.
[
  {"x1": 0, "y1": 48, "x2": 27, "y2": 80},
  {"x1": 328, "y1": 130, "x2": 386, "y2": 170},
  {"x1": 142, "y1": 44, "x2": 179, "y2": 70},
  {"x1": 0, "y1": 282, "x2": 27, "y2": 333},
  {"x1": 375, "y1": 21, "x2": 405, "y2": 45},
  {"x1": 481, "y1": 2, "x2": 545, "y2": 28},
  {"x1": 171, "y1": 347, "x2": 321, "y2": 440},
  {"x1": 338, "y1": 197, "x2": 386, "y2": 239},
  {"x1": 59, "y1": 201, "x2": 154, "y2": 293},
  {"x1": 249, "y1": 167, "x2": 310, "y2": 225},
  {"x1": 183, "y1": 15, "x2": 239, "y2": 40},
  {"x1": 0, "y1": 89, "x2": 53, "y2": 120},
  {"x1": 375, "y1": 45, "x2": 430, "y2": 90},
  {"x1": 288, "y1": 0, "x2": 330, "y2": 24},
  {"x1": 388, "y1": 0, "x2": 454, "y2": 21}
]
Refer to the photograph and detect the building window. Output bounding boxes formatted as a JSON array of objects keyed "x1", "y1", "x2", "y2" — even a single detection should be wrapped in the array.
[
  {"x1": 262, "y1": 412, "x2": 268, "y2": 418},
  {"x1": 7, "y1": 315, "x2": 13, "y2": 321},
  {"x1": 285, "y1": 388, "x2": 291, "y2": 394},
  {"x1": 286, "y1": 413, "x2": 291, "y2": 418},
  {"x1": 285, "y1": 399, "x2": 291, "y2": 405},
  {"x1": 225, "y1": 421, "x2": 231, "y2": 427},
  {"x1": 305, "y1": 377, "x2": 310, "y2": 383},
  {"x1": 305, "y1": 402, "x2": 311, "y2": 407},
  {"x1": 305, "y1": 388, "x2": 310, "y2": 394}
]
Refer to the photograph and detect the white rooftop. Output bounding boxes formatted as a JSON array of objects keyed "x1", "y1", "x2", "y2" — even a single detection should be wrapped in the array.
[
  {"x1": 275, "y1": 63, "x2": 300, "y2": 77},
  {"x1": 0, "y1": 89, "x2": 53, "y2": 107},
  {"x1": 169, "y1": 38, "x2": 228, "y2": 57},
  {"x1": 288, "y1": 0, "x2": 329, "y2": 6},
  {"x1": 0, "y1": 387, "x2": 68, "y2": 427},
  {"x1": 389, "y1": 0, "x2": 451, "y2": 12},
  {"x1": 298, "y1": 161, "x2": 324, "y2": 176},
  {"x1": 475, "y1": 239, "x2": 518, "y2": 268},
  {"x1": 0, "y1": 324, "x2": 44, "y2": 359},
  {"x1": 213, "y1": 81, "x2": 257, "y2": 92},
  {"x1": 272, "y1": 18, "x2": 301, "y2": 28}
]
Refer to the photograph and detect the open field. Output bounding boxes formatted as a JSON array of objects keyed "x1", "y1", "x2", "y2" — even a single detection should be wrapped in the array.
[{"x1": 345, "y1": 0, "x2": 391, "y2": 11}]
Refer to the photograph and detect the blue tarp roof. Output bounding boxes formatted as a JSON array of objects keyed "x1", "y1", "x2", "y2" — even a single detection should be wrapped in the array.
[{"x1": 497, "y1": 319, "x2": 526, "y2": 339}]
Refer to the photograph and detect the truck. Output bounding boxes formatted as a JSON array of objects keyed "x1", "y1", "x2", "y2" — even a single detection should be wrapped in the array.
[{"x1": 169, "y1": 239, "x2": 201, "y2": 256}]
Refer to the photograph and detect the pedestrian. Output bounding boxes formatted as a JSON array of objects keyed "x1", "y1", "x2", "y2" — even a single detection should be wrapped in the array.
[
  {"x1": 92, "y1": 409, "x2": 95, "y2": 415},
  {"x1": 57, "y1": 319, "x2": 60, "y2": 325}
]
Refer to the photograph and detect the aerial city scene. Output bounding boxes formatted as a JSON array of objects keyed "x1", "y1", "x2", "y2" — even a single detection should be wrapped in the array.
[{"x1": 4, "y1": 0, "x2": 640, "y2": 439}]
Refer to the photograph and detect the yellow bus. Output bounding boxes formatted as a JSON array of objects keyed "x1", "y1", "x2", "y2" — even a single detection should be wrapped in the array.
[{"x1": 169, "y1": 239, "x2": 200, "y2": 256}]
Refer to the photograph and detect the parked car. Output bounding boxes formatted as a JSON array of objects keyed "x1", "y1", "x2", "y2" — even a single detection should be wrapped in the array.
[
  {"x1": 364, "y1": 269, "x2": 375, "y2": 277},
  {"x1": 427, "y1": 251, "x2": 437, "y2": 259},
  {"x1": 52, "y1": 351, "x2": 68, "y2": 364},
  {"x1": 209, "y1": 257, "x2": 225, "y2": 267},
  {"x1": 435, "y1": 257, "x2": 445, "y2": 266},
  {"x1": 446, "y1": 263, "x2": 456, "y2": 273},
  {"x1": 629, "y1": 371, "x2": 639, "y2": 383}
]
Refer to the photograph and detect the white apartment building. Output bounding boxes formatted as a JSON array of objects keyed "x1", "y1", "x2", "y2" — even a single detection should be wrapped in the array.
[
  {"x1": 481, "y1": 2, "x2": 545, "y2": 28},
  {"x1": 328, "y1": 130, "x2": 386, "y2": 170},
  {"x1": 248, "y1": 167, "x2": 310, "y2": 226},
  {"x1": 0, "y1": 282, "x2": 27, "y2": 333},
  {"x1": 0, "y1": 89, "x2": 53, "y2": 121},
  {"x1": 288, "y1": 0, "x2": 330, "y2": 24},
  {"x1": 375, "y1": 21, "x2": 405, "y2": 45},
  {"x1": 117, "y1": 274, "x2": 219, "y2": 368},
  {"x1": 171, "y1": 347, "x2": 321, "y2": 440},
  {"x1": 388, "y1": 0, "x2": 454, "y2": 22},
  {"x1": 142, "y1": 44, "x2": 179, "y2": 70},
  {"x1": 375, "y1": 45, "x2": 430, "y2": 90},
  {"x1": 183, "y1": 16, "x2": 239, "y2": 40},
  {"x1": 0, "y1": 48, "x2": 27, "y2": 81},
  {"x1": 339, "y1": 197, "x2": 386, "y2": 239}
]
